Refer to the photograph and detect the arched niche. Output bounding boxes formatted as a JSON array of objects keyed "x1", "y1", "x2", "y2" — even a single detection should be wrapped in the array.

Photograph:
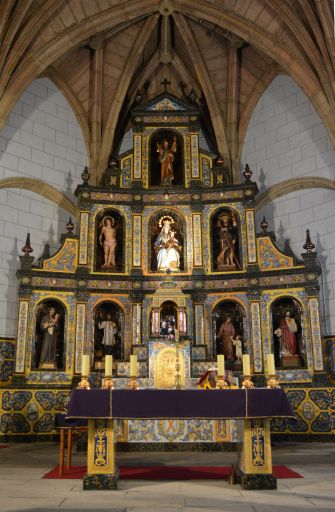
[
  {"x1": 34, "y1": 299, "x2": 66, "y2": 370},
  {"x1": 213, "y1": 300, "x2": 245, "y2": 368},
  {"x1": 94, "y1": 208, "x2": 125, "y2": 272},
  {"x1": 211, "y1": 207, "x2": 242, "y2": 272},
  {"x1": 149, "y1": 209, "x2": 186, "y2": 273},
  {"x1": 93, "y1": 301, "x2": 124, "y2": 368},
  {"x1": 149, "y1": 129, "x2": 184, "y2": 187},
  {"x1": 271, "y1": 297, "x2": 304, "y2": 369}
]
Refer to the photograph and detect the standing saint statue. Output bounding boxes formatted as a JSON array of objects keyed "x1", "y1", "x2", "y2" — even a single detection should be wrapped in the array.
[
  {"x1": 98, "y1": 314, "x2": 117, "y2": 356},
  {"x1": 99, "y1": 216, "x2": 117, "y2": 269},
  {"x1": 157, "y1": 136, "x2": 177, "y2": 186},
  {"x1": 39, "y1": 306, "x2": 60, "y2": 369},
  {"x1": 154, "y1": 216, "x2": 181, "y2": 272},
  {"x1": 274, "y1": 309, "x2": 298, "y2": 356},
  {"x1": 216, "y1": 212, "x2": 240, "y2": 271},
  {"x1": 217, "y1": 314, "x2": 235, "y2": 361}
]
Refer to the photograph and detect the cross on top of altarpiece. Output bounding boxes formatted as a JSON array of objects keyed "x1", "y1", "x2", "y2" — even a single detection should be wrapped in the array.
[{"x1": 160, "y1": 78, "x2": 171, "y2": 92}]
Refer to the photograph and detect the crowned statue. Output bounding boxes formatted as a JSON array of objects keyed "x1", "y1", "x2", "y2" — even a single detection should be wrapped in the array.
[{"x1": 154, "y1": 216, "x2": 181, "y2": 272}]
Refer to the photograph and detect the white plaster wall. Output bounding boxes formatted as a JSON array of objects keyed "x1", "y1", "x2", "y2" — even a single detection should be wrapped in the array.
[
  {"x1": 242, "y1": 75, "x2": 335, "y2": 335},
  {"x1": 0, "y1": 78, "x2": 87, "y2": 337}
]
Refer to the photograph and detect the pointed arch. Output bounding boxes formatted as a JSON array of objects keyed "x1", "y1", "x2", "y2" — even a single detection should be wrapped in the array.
[{"x1": 0, "y1": 177, "x2": 76, "y2": 216}]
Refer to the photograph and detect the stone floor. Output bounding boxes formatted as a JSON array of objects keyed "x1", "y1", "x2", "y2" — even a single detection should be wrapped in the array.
[{"x1": 0, "y1": 442, "x2": 334, "y2": 511}]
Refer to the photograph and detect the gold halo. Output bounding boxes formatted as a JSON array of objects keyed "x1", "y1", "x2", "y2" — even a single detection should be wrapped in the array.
[
  {"x1": 101, "y1": 215, "x2": 115, "y2": 227},
  {"x1": 158, "y1": 215, "x2": 175, "y2": 228}
]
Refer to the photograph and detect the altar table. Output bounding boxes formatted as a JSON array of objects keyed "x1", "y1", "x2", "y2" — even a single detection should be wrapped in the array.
[{"x1": 66, "y1": 388, "x2": 294, "y2": 491}]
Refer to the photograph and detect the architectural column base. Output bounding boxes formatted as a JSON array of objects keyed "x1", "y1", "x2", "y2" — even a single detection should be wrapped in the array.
[
  {"x1": 83, "y1": 472, "x2": 118, "y2": 490},
  {"x1": 238, "y1": 470, "x2": 277, "y2": 490}
]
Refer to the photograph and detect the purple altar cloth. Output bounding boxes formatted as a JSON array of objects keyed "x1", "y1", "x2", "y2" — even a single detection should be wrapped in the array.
[{"x1": 66, "y1": 388, "x2": 294, "y2": 420}]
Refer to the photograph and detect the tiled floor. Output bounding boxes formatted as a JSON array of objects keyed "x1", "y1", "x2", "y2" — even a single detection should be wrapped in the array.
[{"x1": 0, "y1": 442, "x2": 334, "y2": 511}]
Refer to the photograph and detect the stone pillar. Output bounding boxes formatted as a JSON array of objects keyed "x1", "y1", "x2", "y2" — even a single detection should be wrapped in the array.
[
  {"x1": 238, "y1": 419, "x2": 276, "y2": 490},
  {"x1": 83, "y1": 419, "x2": 117, "y2": 490}
]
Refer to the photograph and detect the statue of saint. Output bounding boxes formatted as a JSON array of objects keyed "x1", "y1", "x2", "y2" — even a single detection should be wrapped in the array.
[
  {"x1": 217, "y1": 314, "x2": 235, "y2": 361},
  {"x1": 154, "y1": 217, "x2": 181, "y2": 272},
  {"x1": 274, "y1": 310, "x2": 298, "y2": 356},
  {"x1": 39, "y1": 307, "x2": 60, "y2": 368},
  {"x1": 98, "y1": 314, "x2": 117, "y2": 356},
  {"x1": 157, "y1": 136, "x2": 177, "y2": 186},
  {"x1": 216, "y1": 212, "x2": 240, "y2": 271},
  {"x1": 99, "y1": 216, "x2": 117, "y2": 269}
]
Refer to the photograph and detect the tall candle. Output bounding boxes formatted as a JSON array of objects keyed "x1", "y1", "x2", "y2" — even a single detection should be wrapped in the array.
[
  {"x1": 217, "y1": 354, "x2": 225, "y2": 376},
  {"x1": 105, "y1": 355, "x2": 113, "y2": 377},
  {"x1": 81, "y1": 354, "x2": 90, "y2": 377},
  {"x1": 267, "y1": 353, "x2": 275, "y2": 376},
  {"x1": 130, "y1": 355, "x2": 138, "y2": 377},
  {"x1": 242, "y1": 354, "x2": 251, "y2": 376}
]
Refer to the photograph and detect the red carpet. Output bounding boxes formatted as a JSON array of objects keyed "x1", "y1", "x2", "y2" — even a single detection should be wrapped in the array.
[{"x1": 43, "y1": 465, "x2": 302, "y2": 480}]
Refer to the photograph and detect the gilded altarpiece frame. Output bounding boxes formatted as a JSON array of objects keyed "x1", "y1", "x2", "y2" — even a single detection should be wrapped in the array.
[
  {"x1": 24, "y1": 291, "x2": 76, "y2": 384},
  {"x1": 202, "y1": 203, "x2": 247, "y2": 274},
  {"x1": 192, "y1": 213, "x2": 203, "y2": 268},
  {"x1": 15, "y1": 300, "x2": 29, "y2": 373},
  {"x1": 245, "y1": 210, "x2": 257, "y2": 264},
  {"x1": 132, "y1": 215, "x2": 142, "y2": 268},
  {"x1": 143, "y1": 205, "x2": 193, "y2": 274},
  {"x1": 75, "y1": 303, "x2": 86, "y2": 374},
  {"x1": 89, "y1": 205, "x2": 132, "y2": 275},
  {"x1": 79, "y1": 212, "x2": 89, "y2": 266},
  {"x1": 142, "y1": 127, "x2": 191, "y2": 188},
  {"x1": 260, "y1": 289, "x2": 314, "y2": 373}
]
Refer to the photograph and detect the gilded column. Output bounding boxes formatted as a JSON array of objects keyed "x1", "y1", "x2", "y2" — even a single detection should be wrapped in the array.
[
  {"x1": 83, "y1": 419, "x2": 117, "y2": 490},
  {"x1": 308, "y1": 296, "x2": 324, "y2": 371},
  {"x1": 248, "y1": 290, "x2": 263, "y2": 373},
  {"x1": 75, "y1": 302, "x2": 87, "y2": 374},
  {"x1": 245, "y1": 209, "x2": 257, "y2": 266},
  {"x1": 238, "y1": 419, "x2": 276, "y2": 490},
  {"x1": 15, "y1": 300, "x2": 30, "y2": 373}
]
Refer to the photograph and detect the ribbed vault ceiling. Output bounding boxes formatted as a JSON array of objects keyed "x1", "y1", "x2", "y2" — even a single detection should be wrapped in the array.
[{"x1": 0, "y1": 0, "x2": 334, "y2": 184}]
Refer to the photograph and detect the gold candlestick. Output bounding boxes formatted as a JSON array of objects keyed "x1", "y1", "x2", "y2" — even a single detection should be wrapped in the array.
[
  {"x1": 241, "y1": 375, "x2": 254, "y2": 389},
  {"x1": 77, "y1": 355, "x2": 91, "y2": 389},
  {"x1": 128, "y1": 377, "x2": 139, "y2": 390},
  {"x1": 267, "y1": 375, "x2": 280, "y2": 388},
  {"x1": 216, "y1": 375, "x2": 229, "y2": 389}
]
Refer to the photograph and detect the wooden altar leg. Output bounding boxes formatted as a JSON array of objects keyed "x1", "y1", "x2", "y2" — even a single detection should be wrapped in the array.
[
  {"x1": 59, "y1": 428, "x2": 65, "y2": 476},
  {"x1": 66, "y1": 429, "x2": 73, "y2": 471},
  {"x1": 237, "y1": 419, "x2": 277, "y2": 490},
  {"x1": 83, "y1": 419, "x2": 118, "y2": 490}
]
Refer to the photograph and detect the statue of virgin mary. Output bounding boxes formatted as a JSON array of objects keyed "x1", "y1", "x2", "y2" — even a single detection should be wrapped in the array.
[{"x1": 154, "y1": 216, "x2": 181, "y2": 272}]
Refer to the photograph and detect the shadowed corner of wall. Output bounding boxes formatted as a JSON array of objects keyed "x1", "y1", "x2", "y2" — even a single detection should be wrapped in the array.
[
  {"x1": 315, "y1": 232, "x2": 331, "y2": 336},
  {"x1": 258, "y1": 167, "x2": 266, "y2": 194},
  {"x1": 276, "y1": 220, "x2": 296, "y2": 259},
  {"x1": 5, "y1": 236, "x2": 19, "y2": 337}
]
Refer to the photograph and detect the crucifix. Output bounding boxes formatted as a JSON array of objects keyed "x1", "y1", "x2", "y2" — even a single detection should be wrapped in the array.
[{"x1": 160, "y1": 78, "x2": 171, "y2": 92}]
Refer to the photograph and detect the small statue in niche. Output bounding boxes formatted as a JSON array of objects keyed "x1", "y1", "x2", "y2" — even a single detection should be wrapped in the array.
[
  {"x1": 157, "y1": 136, "x2": 177, "y2": 186},
  {"x1": 217, "y1": 314, "x2": 235, "y2": 361},
  {"x1": 99, "y1": 216, "x2": 117, "y2": 269},
  {"x1": 98, "y1": 313, "x2": 118, "y2": 356},
  {"x1": 216, "y1": 212, "x2": 240, "y2": 271},
  {"x1": 39, "y1": 306, "x2": 60, "y2": 369},
  {"x1": 154, "y1": 216, "x2": 181, "y2": 272},
  {"x1": 232, "y1": 335, "x2": 243, "y2": 362},
  {"x1": 274, "y1": 309, "x2": 298, "y2": 357}
]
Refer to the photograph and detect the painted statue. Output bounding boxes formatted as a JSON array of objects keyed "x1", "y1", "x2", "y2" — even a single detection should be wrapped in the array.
[
  {"x1": 39, "y1": 307, "x2": 60, "y2": 368},
  {"x1": 154, "y1": 216, "x2": 181, "y2": 272},
  {"x1": 274, "y1": 309, "x2": 298, "y2": 356},
  {"x1": 232, "y1": 335, "x2": 242, "y2": 361},
  {"x1": 157, "y1": 136, "x2": 177, "y2": 186},
  {"x1": 99, "y1": 216, "x2": 117, "y2": 269},
  {"x1": 98, "y1": 314, "x2": 117, "y2": 356},
  {"x1": 216, "y1": 212, "x2": 240, "y2": 271},
  {"x1": 217, "y1": 314, "x2": 235, "y2": 360}
]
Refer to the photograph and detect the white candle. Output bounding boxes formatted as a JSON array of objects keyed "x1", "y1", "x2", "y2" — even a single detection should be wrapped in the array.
[
  {"x1": 217, "y1": 354, "x2": 225, "y2": 376},
  {"x1": 105, "y1": 355, "x2": 113, "y2": 377},
  {"x1": 130, "y1": 355, "x2": 138, "y2": 377},
  {"x1": 267, "y1": 353, "x2": 275, "y2": 376},
  {"x1": 81, "y1": 354, "x2": 90, "y2": 377},
  {"x1": 242, "y1": 354, "x2": 251, "y2": 376}
]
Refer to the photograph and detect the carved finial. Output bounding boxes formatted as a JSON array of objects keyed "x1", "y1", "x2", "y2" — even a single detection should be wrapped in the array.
[
  {"x1": 260, "y1": 216, "x2": 268, "y2": 234},
  {"x1": 303, "y1": 229, "x2": 315, "y2": 253},
  {"x1": 66, "y1": 218, "x2": 74, "y2": 234},
  {"x1": 216, "y1": 154, "x2": 224, "y2": 167},
  {"x1": 243, "y1": 163, "x2": 253, "y2": 182},
  {"x1": 81, "y1": 166, "x2": 90, "y2": 186},
  {"x1": 22, "y1": 233, "x2": 33, "y2": 256}
]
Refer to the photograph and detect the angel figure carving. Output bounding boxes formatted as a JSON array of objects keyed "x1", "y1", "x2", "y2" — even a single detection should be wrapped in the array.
[
  {"x1": 99, "y1": 216, "x2": 117, "y2": 269},
  {"x1": 157, "y1": 136, "x2": 177, "y2": 186}
]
